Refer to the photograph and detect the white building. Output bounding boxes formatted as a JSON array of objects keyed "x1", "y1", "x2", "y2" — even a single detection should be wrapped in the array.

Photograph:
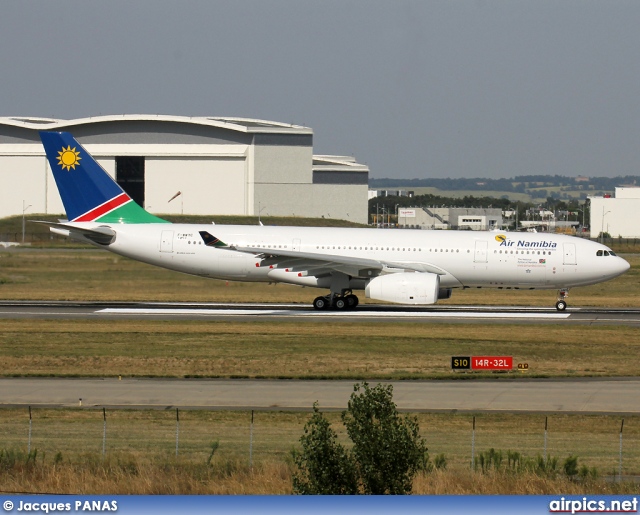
[
  {"x1": 0, "y1": 115, "x2": 369, "y2": 223},
  {"x1": 397, "y1": 207, "x2": 503, "y2": 230},
  {"x1": 590, "y1": 187, "x2": 640, "y2": 238}
]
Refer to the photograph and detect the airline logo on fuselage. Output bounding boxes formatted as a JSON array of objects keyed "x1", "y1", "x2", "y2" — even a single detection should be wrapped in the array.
[{"x1": 494, "y1": 234, "x2": 557, "y2": 249}]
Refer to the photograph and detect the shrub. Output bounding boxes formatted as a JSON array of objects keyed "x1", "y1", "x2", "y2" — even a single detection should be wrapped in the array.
[{"x1": 293, "y1": 382, "x2": 430, "y2": 495}]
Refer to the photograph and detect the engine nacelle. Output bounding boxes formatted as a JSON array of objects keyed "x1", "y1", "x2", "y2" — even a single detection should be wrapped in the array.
[{"x1": 365, "y1": 273, "x2": 440, "y2": 305}]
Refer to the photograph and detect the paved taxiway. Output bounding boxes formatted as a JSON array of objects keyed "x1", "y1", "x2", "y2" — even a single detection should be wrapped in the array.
[
  {"x1": 1, "y1": 301, "x2": 640, "y2": 325},
  {"x1": 0, "y1": 377, "x2": 638, "y2": 414}
]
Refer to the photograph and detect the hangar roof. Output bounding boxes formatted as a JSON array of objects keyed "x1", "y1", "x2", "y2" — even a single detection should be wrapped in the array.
[
  {"x1": 313, "y1": 155, "x2": 369, "y2": 172},
  {"x1": 0, "y1": 114, "x2": 312, "y2": 135}
]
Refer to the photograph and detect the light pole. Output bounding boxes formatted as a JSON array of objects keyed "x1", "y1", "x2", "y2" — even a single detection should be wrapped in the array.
[
  {"x1": 258, "y1": 202, "x2": 267, "y2": 225},
  {"x1": 22, "y1": 200, "x2": 32, "y2": 244},
  {"x1": 601, "y1": 207, "x2": 611, "y2": 244}
]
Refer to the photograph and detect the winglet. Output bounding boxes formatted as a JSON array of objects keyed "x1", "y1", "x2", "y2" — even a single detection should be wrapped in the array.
[{"x1": 199, "y1": 231, "x2": 228, "y2": 248}]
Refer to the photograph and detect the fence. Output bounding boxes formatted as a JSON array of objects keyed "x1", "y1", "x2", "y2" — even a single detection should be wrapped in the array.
[{"x1": 1, "y1": 408, "x2": 637, "y2": 478}]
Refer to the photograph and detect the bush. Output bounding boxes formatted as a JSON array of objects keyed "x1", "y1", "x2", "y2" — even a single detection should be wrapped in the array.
[
  {"x1": 563, "y1": 455, "x2": 579, "y2": 478},
  {"x1": 292, "y1": 404, "x2": 358, "y2": 494},
  {"x1": 293, "y1": 382, "x2": 430, "y2": 495}
]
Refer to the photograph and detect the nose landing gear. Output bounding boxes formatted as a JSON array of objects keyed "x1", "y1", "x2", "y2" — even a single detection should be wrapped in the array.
[{"x1": 555, "y1": 289, "x2": 569, "y2": 311}]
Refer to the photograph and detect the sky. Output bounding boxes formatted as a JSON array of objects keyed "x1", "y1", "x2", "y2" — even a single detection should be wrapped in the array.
[{"x1": 2, "y1": 0, "x2": 640, "y2": 180}]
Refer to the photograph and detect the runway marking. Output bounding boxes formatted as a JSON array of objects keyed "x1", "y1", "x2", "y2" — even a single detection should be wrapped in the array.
[{"x1": 97, "y1": 308, "x2": 571, "y2": 319}]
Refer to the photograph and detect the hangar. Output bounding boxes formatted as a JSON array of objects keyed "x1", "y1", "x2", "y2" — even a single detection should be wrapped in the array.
[
  {"x1": 0, "y1": 115, "x2": 369, "y2": 224},
  {"x1": 589, "y1": 187, "x2": 640, "y2": 238}
]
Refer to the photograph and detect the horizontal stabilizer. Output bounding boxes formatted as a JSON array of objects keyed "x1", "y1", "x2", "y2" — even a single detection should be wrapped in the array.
[{"x1": 32, "y1": 221, "x2": 116, "y2": 245}]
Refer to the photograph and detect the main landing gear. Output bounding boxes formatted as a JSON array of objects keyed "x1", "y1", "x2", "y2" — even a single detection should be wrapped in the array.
[
  {"x1": 555, "y1": 288, "x2": 569, "y2": 311},
  {"x1": 313, "y1": 290, "x2": 359, "y2": 310}
]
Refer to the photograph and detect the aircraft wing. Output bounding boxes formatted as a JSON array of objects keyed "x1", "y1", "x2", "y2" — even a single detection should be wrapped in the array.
[
  {"x1": 199, "y1": 231, "x2": 448, "y2": 277},
  {"x1": 33, "y1": 221, "x2": 116, "y2": 245}
]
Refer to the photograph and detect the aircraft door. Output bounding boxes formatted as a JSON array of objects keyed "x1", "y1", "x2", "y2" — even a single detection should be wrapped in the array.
[
  {"x1": 474, "y1": 241, "x2": 488, "y2": 263},
  {"x1": 160, "y1": 230, "x2": 174, "y2": 253},
  {"x1": 563, "y1": 243, "x2": 577, "y2": 265},
  {"x1": 292, "y1": 238, "x2": 301, "y2": 252}
]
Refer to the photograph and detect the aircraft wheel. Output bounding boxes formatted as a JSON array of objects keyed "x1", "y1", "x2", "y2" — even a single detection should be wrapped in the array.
[
  {"x1": 313, "y1": 296, "x2": 329, "y2": 310},
  {"x1": 555, "y1": 300, "x2": 567, "y2": 311},
  {"x1": 333, "y1": 297, "x2": 347, "y2": 310},
  {"x1": 345, "y1": 294, "x2": 359, "y2": 309}
]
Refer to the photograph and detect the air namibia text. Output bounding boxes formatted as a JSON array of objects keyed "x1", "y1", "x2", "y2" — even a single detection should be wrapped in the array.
[{"x1": 499, "y1": 240, "x2": 557, "y2": 248}]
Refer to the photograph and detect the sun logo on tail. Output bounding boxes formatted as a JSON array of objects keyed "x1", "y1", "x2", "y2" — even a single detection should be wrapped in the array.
[{"x1": 57, "y1": 146, "x2": 81, "y2": 171}]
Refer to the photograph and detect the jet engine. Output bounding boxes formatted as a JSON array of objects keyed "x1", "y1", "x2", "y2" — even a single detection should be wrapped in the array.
[{"x1": 365, "y1": 272, "x2": 440, "y2": 305}]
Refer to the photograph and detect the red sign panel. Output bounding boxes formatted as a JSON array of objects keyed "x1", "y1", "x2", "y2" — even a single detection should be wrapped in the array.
[{"x1": 471, "y1": 356, "x2": 513, "y2": 370}]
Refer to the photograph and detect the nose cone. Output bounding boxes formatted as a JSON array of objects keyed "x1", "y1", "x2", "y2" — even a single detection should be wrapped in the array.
[
  {"x1": 604, "y1": 256, "x2": 631, "y2": 280},
  {"x1": 617, "y1": 257, "x2": 631, "y2": 275}
]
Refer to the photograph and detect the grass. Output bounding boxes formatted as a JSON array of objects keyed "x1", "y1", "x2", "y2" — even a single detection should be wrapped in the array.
[
  {"x1": 1, "y1": 319, "x2": 640, "y2": 378},
  {"x1": 0, "y1": 409, "x2": 638, "y2": 494},
  {"x1": 3, "y1": 455, "x2": 637, "y2": 495},
  {"x1": 400, "y1": 187, "x2": 535, "y2": 203}
]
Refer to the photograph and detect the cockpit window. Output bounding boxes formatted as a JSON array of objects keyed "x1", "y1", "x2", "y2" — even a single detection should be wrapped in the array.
[
  {"x1": 604, "y1": 251, "x2": 610, "y2": 256},
  {"x1": 609, "y1": 251, "x2": 617, "y2": 256},
  {"x1": 596, "y1": 250, "x2": 603, "y2": 256}
]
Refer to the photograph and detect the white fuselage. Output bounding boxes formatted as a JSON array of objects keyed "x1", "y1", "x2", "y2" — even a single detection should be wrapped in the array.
[{"x1": 74, "y1": 223, "x2": 630, "y2": 292}]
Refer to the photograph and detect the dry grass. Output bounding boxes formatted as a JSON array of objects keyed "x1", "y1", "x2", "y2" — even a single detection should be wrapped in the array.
[
  {"x1": 1, "y1": 318, "x2": 639, "y2": 378},
  {"x1": 3, "y1": 458, "x2": 639, "y2": 495},
  {"x1": 413, "y1": 469, "x2": 638, "y2": 494},
  {"x1": 0, "y1": 455, "x2": 293, "y2": 495}
]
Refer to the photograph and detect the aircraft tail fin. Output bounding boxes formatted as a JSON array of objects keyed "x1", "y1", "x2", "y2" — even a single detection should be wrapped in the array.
[{"x1": 39, "y1": 131, "x2": 168, "y2": 224}]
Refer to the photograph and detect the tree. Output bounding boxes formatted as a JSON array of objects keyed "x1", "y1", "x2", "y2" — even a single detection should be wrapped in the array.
[
  {"x1": 292, "y1": 403, "x2": 358, "y2": 494},
  {"x1": 292, "y1": 382, "x2": 430, "y2": 494}
]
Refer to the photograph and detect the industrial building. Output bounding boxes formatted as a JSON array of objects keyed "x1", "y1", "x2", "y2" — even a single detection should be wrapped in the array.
[
  {"x1": 396, "y1": 206, "x2": 503, "y2": 230},
  {"x1": 0, "y1": 115, "x2": 369, "y2": 223},
  {"x1": 590, "y1": 187, "x2": 640, "y2": 238}
]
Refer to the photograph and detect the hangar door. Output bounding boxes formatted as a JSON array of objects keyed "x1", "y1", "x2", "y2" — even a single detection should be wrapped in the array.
[
  {"x1": 145, "y1": 157, "x2": 247, "y2": 215},
  {"x1": 116, "y1": 157, "x2": 145, "y2": 207}
]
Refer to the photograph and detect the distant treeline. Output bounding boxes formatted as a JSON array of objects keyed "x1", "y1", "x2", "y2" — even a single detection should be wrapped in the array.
[
  {"x1": 370, "y1": 175, "x2": 640, "y2": 193},
  {"x1": 371, "y1": 194, "x2": 515, "y2": 211}
]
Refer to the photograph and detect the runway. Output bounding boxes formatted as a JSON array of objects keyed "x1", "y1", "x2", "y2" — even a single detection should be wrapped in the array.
[
  {"x1": 0, "y1": 377, "x2": 638, "y2": 414},
  {"x1": 1, "y1": 300, "x2": 640, "y2": 325}
]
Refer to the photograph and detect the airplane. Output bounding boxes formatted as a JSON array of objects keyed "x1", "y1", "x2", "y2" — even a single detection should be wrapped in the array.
[{"x1": 37, "y1": 131, "x2": 630, "y2": 311}]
